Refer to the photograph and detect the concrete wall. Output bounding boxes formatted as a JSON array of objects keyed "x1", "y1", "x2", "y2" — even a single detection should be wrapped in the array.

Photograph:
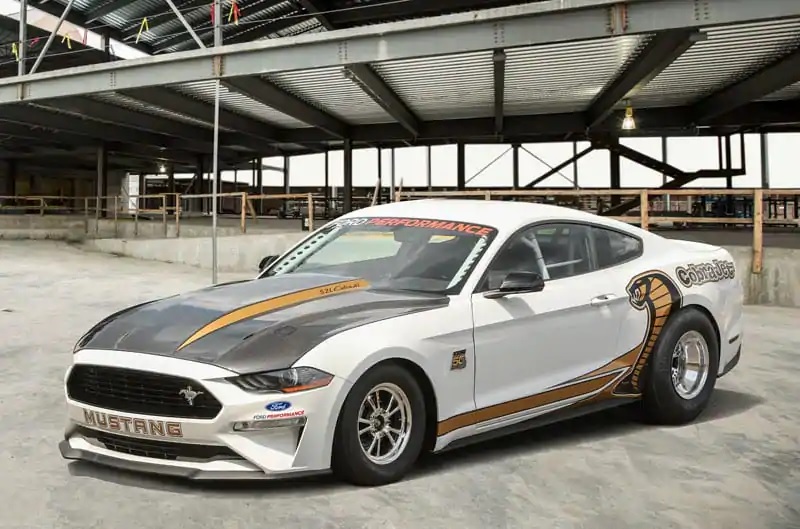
[
  {"x1": 0, "y1": 216, "x2": 250, "y2": 241},
  {"x1": 79, "y1": 232, "x2": 800, "y2": 309},
  {"x1": 727, "y1": 246, "x2": 800, "y2": 308},
  {"x1": 82, "y1": 232, "x2": 306, "y2": 273}
]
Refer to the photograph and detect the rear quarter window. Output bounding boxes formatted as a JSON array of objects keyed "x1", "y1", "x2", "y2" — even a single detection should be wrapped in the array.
[{"x1": 592, "y1": 226, "x2": 643, "y2": 269}]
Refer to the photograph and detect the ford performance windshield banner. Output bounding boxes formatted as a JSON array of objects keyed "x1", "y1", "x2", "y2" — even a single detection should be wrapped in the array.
[{"x1": 334, "y1": 216, "x2": 497, "y2": 237}]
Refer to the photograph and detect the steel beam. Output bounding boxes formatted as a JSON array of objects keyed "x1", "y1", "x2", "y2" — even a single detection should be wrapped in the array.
[
  {"x1": 123, "y1": 86, "x2": 282, "y2": 141},
  {"x1": 39, "y1": 96, "x2": 279, "y2": 154},
  {"x1": 281, "y1": 101, "x2": 800, "y2": 144},
  {"x1": 493, "y1": 49, "x2": 506, "y2": 136},
  {"x1": 344, "y1": 64, "x2": 419, "y2": 137},
  {"x1": 224, "y1": 77, "x2": 348, "y2": 138},
  {"x1": 5, "y1": 0, "x2": 800, "y2": 104},
  {"x1": 693, "y1": 47, "x2": 800, "y2": 122},
  {"x1": 585, "y1": 29, "x2": 703, "y2": 127},
  {"x1": 0, "y1": 105, "x2": 219, "y2": 155}
]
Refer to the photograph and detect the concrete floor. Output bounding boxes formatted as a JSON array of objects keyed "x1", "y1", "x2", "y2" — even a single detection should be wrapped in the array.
[{"x1": 1, "y1": 240, "x2": 798, "y2": 529}]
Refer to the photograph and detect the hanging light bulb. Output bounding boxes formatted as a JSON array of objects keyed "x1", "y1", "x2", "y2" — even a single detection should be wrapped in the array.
[
  {"x1": 159, "y1": 163, "x2": 166, "y2": 174},
  {"x1": 621, "y1": 102, "x2": 636, "y2": 130}
]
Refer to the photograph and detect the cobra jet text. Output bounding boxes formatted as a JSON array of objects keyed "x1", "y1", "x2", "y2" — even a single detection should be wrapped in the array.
[{"x1": 82, "y1": 409, "x2": 183, "y2": 438}]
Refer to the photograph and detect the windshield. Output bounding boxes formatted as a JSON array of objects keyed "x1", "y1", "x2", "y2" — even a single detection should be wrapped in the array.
[{"x1": 262, "y1": 216, "x2": 498, "y2": 294}]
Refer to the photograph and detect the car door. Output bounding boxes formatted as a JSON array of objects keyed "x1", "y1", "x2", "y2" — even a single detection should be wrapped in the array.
[{"x1": 470, "y1": 222, "x2": 626, "y2": 424}]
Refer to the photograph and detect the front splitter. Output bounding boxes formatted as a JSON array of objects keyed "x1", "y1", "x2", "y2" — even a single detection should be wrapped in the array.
[{"x1": 58, "y1": 439, "x2": 329, "y2": 481}]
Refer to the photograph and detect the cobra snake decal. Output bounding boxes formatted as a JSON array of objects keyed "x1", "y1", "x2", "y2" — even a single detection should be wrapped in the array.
[{"x1": 614, "y1": 270, "x2": 683, "y2": 395}]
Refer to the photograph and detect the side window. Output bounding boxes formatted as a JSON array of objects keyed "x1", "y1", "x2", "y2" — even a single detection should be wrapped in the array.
[
  {"x1": 481, "y1": 227, "x2": 545, "y2": 290},
  {"x1": 531, "y1": 223, "x2": 592, "y2": 280},
  {"x1": 592, "y1": 226, "x2": 642, "y2": 269},
  {"x1": 480, "y1": 222, "x2": 593, "y2": 290}
]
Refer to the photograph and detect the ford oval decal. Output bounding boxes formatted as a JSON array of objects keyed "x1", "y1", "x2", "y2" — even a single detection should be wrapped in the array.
[{"x1": 265, "y1": 401, "x2": 292, "y2": 412}]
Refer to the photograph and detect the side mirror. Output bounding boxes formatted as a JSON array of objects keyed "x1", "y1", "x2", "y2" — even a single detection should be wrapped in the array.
[
  {"x1": 258, "y1": 255, "x2": 278, "y2": 271},
  {"x1": 483, "y1": 271, "x2": 545, "y2": 299}
]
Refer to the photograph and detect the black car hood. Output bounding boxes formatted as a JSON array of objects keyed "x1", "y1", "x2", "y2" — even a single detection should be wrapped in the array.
[{"x1": 76, "y1": 273, "x2": 449, "y2": 374}]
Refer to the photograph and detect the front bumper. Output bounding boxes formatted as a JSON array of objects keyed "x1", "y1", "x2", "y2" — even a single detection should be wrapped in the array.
[{"x1": 61, "y1": 349, "x2": 351, "y2": 480}]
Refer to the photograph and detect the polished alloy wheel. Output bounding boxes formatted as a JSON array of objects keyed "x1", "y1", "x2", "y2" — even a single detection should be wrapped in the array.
[
  {"x1": 357, "y1": 382, "x2": 412, "y2": 465},
  {"x1": 671, "y1": 330, "x2": 710, "y2": 400}
]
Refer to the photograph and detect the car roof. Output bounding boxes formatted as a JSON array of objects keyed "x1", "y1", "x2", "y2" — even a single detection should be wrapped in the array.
[{"x1": 345, "y1": 198, "x2": 648, "y2": 236}]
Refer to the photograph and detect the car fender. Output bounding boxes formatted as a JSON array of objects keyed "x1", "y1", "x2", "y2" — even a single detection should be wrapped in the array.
[{"x1": 295, "y1": 300, "x2": 477, "y2": 447}]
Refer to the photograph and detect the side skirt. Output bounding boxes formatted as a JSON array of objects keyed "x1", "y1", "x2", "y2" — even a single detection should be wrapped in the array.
[{"x1": 434, "y1": 397, "x2": 638, "y2": 454}]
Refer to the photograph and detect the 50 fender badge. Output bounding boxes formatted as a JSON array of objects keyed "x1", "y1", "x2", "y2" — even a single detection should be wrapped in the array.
[
  {"x1": 265, "y1": 401, "x2": 292, "y2": 412},
  {"x1": 451, "y1": 350, "x2": 467, "y2": 370}
]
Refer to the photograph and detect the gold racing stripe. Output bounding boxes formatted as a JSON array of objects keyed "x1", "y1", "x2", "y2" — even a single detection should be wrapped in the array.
[
  {"x1": 176, "y1": 279, "x2": 370, "y2": 350},
  {"x1": 436, "y1": 371, "x2": 621, "y2": 436}
]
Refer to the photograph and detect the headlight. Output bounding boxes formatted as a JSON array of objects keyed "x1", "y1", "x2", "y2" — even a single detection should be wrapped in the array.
[{"x1": 227, "y1": 367, "x2": 333, "y2": 394}]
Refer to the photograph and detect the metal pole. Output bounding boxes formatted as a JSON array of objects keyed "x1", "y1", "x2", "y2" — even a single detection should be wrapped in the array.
[
  {"x1": 760, "y1": 132, "x2": 769, "y2": 189},
  {"x1": 211, "y1": 0, "x2": 222, "y2": 284},
  {"x1": 29, "y1": 0, "x2": 75, "y2": 75},
  {"x1": 18, "y1": 0, "x2": 27, "y2": 76},
  {"x1": 165, "y1": 0, "x2": 206, "y2": 49}
]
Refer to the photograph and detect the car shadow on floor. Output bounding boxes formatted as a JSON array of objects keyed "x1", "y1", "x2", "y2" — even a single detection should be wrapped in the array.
[{"x1": 65, "y1": 387, "x2": 764, "y2": 494}]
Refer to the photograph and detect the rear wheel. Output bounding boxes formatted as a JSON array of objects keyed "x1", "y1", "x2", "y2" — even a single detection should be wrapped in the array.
[
  {"x1": 331, "y1": 363, "x2": 426, "y2": 486},
  {"x1": 641, "y1": 307, "x2": 719, "y2": 425}
]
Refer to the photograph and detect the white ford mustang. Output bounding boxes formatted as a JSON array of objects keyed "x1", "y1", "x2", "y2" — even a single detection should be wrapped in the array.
[{"x1": 60, "y1": 199, "x2": 743, "y2": 486}]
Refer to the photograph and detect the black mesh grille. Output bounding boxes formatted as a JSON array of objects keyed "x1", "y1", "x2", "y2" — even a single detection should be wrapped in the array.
[
  {"x1": 77, "y1": 427, "x2": 239, "y2": 461},
  {"x1": 66, "y1": 364, "x2": 222, "y2": 419}
]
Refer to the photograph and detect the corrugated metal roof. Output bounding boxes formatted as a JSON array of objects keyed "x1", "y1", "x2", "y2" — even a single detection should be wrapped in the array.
[
  {"x1": 505, "y1": 35, "x2": 646, "y2": 115},
  {"x1": 264, "y1": 67, "x2": 395, "y2": 124},
  {"x1": 91, "y1": 92, "x2": 231, "y2": 130},
  {"x1": 173, "y1": 80, "x2": 309, "y2": 128},
  {"x1": 372, "y1": 51, "x2": 495, "y2": 120},
  {"x1": 632, "y1": 18, "x2": 800, "y2": 108}
]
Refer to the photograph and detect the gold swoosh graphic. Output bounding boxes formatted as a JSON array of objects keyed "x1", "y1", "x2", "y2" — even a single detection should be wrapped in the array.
[{"x1": 176, "y1": 278, "x2": 370, "y2": 350}]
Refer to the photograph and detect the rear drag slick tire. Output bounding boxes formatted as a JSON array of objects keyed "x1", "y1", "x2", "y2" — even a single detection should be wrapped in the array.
[{"x1": 641, "y1": 307, "x2": 720, "y2": 425}]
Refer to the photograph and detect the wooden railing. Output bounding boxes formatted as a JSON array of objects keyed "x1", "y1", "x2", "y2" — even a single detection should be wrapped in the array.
[
  {"x1": 396, "y1": 188, "x2": 800, "y2": 275},
  {"x1": 5, "y1": 188, "x2": 800, "y2": 275}
]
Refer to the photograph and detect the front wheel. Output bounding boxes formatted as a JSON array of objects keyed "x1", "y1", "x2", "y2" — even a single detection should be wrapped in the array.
[
  {"x1": 641, "y1": 307, "x2": 720, "y2": 425},
  {"x1": 331, "y1": 363, "x2": 426, "y2": 486}
]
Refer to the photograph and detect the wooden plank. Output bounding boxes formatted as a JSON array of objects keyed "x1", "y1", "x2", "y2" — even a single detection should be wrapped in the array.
[{"x1": 753, "y1": 189, "x2": 764, "y2": 274}]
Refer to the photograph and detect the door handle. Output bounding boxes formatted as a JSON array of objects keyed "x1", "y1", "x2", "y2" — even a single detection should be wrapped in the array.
[{"x1": 590, "y1": 294, "x2": 617, "y2": 307}]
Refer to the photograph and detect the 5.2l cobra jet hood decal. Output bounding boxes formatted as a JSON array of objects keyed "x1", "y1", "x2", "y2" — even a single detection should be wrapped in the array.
[{"x1": 76, "y1": 273, "x2": 449, "y2": 374}]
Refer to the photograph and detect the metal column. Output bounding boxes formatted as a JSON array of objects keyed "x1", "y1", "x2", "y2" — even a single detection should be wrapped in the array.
[
  {"x1": 17, "y1": 0, "x2": 27, "y2": 76},
  {"x1": 282, "y1": 156, "x2": 290, "y2": 217},
  {"x1": 760, "y1": 133, "x2": 770, "y2": 189},
  {"x1": 376, "y1": 148, "x2": 382, "y2": 205},
  {"x1": 209, "y1": 0, "x2": 223, "y2": 284},
  {"x1": 324, "y1": 151, "x2": 330, "y2": 217},
  {"x1": 661, "y1": 136, "x2": 670, "y2": 211},
  {"x1": 426, "y1": 145, "x2": 433, "y2": 191},
  {"x1": 256, "y1": 159, "x2": 263, "y2": 215},
  {"x1": 512, "y1": 144, "x2": 520, "y2": 189},
  {"x1": 389, "y1": 148, "x2": 396, "y2": 201},
  {"x1": 573, "y1": 142, "x2": 579, "y2": 188},
  {"x1": 5, "y1": 160, "x2": 17, "y2": 197},
  {"x1": 96, "y1": 144, "x2": 108, "y2": 218},
  {"x1": 724, "y1": 135, "x2": 733, "y2": 189},
  {"x1": 343, "y1": 139, "x2": 353, "y2": 213},
  {"x1": 456, "y1": 143, "x2": 466, "y2": 190},
  {"x1": 609, "y1": 138, "x2": 621, "y2": 207}
]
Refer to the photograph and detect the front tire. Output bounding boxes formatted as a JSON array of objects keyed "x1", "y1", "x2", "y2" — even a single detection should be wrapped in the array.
[
  {"x1": 641, "y1": 307, "x2": 720, "y2": 425},
  {"x1": 331, "y1": 363, "x2": 427, "y2": 486}
]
